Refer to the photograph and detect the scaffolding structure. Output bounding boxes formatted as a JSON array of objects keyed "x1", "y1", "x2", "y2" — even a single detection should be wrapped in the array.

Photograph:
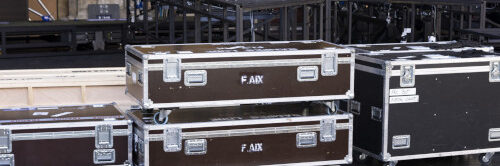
[{"x1": 126, "y1": 0, "x2": 500, "y2": 45}]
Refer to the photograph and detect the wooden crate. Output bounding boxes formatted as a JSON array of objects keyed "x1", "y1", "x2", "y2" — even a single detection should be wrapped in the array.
[{"x1": 0, "y1": 67, "x2": 135, "y2": 108}]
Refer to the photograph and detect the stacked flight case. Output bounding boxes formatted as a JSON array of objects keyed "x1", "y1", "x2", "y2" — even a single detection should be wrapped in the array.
[
  {"x1": 124, "y1": 40, "x2": 356, "y2": 166},
  {"x1": 0, "y1": 103, "x2": 132, "y2": 166},
  {"x1": 343, "y1": 41, "x2": 500, "y2": 166}
]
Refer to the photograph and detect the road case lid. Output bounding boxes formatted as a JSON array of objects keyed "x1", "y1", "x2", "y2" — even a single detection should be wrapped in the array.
[
  {"x1": 347, "y1": 41, "x2": 488, "y2": 53},
  {"x1": 128, "y1": 40, "x2": 346, "y2": 55},
  {"x1": 130, "y1": 102, "x2": 337, "y2": 125},
  {"x1": 361, "y1": 50, "x2": 500, "y2": 62},
  {"x1": 0, "y1": 103, "x2": 125, "y2": 125}
]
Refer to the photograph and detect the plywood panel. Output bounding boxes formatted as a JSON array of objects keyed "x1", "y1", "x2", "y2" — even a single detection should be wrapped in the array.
[
  {"x1": 0, "y1": 88, "x2": 29, "y2": 107},
  {"x1": 33, "y1": 86, "x2": 83, "y2": 106},
  {"x1": 86, "y1": 85, "x2": 135, "y2": 104}
]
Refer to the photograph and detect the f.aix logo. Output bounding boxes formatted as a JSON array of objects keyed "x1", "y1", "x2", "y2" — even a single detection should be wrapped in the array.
[{"x1": 241, "y1": 74, "x2": 264, "y2": 85}]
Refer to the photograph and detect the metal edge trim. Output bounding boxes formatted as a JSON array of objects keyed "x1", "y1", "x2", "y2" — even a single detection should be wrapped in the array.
[
  {"x1": 356, "y1": 54, "x2": 387, "y2": 65},
  {"x1": 148, "y1": 123, "x2": 351, "y2": 141},
  {"x1": 125, "y1": 45, "x2": 145, "y2": 59},
  {"x1": 145, "y1": 49, "x2": 352, "y2": 60},
  {"x1": 258, "y1": 159, "x2": 350, "y2": 166},
  {"x1": 356, "y1": 64, "x2": 386, "y2": 76},
  {"x1": 146, "y1": 114, "x2": 351, "y2": 131},
  {"x1": 391, "y1": 66, "x2": 489, "y2": 76},
  {"x1": 387, "y1": 147, "x2": 500, "y2": 162},
  {"x1": 132, "y1": 40, "x2": 326, "y2": 48},
  {"x1": 344, "y1": 41, "x2": 455, "y2": 47},
  {"x1": 349, "y1": 52, "x2": 356, "y2": 99},
  {"x1": 390, "y1": 57, "x2": 500, "y2": 66},
  {"x1": 145, "y1": 57, "x2": 352, "y2": 71},
  {"x1": 382, "y1": 62, "x2": 392, "y2": 160},
  {"x1": 4, "y1": 120, "x2": 128, "y2": 130},
  {"x1": 144, "y1": 128, "x2": 150, "y2": 166},
  {"x1": 143, "y1": 59, "x2": 150, "y2": 108},
  {"x1": 12, "y1": 129, "x2": 128, "y2": 141},
  {"x1": 147, "y1": 95, "x2": 351, "y2": 109}
]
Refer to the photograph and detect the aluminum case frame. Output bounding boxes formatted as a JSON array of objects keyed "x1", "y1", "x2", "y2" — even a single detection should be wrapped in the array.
[
  {"x1": 125, "y1": 40, "x2": 355, "y2": 109},
  {"x1": 351, "y1": 48, "x2": 500, "y2": 164},
  {"x1": 0, "y1": 103, "x2": 133, "y2": 166},
  {"x1": 128, "y1": 107, "x2": 354, "y2": 166}
]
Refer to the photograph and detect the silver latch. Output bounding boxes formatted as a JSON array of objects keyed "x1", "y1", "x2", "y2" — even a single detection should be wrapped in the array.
[
  {"x1": 392, "y1": 135, "x2": 411, "y2": 149},
  {"x1": 490, "y1": 61, "x2": 500, "y2": 82},
  {"x1": 297, "y1": 66, "x2": 319, "y2": 82},
  {"x1": 126, "y1": 62, "x2": 132, "y2": 76},
  {"x1": 164, "y1": 128, "x2": 182, "y2": 152},
  {"x1": 349, "y1": 100, "x2": 361, "y2": 115},
  {"x1": 184, "y1": 70, "x2": 207, "y2": 86},
  {"x1": 489, "y1": 128, "x2": 500, "y2": 142},
  {"x1": 321, "y1": 52, "x2": 338, "y2": 76},
  {"x1": 95, "y1": 124, "x2": 113, "y2": 149},
  {"x1": 296, "y1": 132, "x2": 317, "y2": 148},
  {"x1": 184, "y1": 139, "x2": 207, "y2": 155},
  {"x1": 400, "y1": 65, "x2": 415, "y2": 87},
  {"x1": 138, "y1": 72, "x2": 144, "y2": 85},
  {"x1": 0, "y1": 129, "x2": 12, "y2": 153},
  {"x1": 163, "y1": 58, "x2": 182, "y2": 82},
  {"x1": 0, "y1": 154, "x2": 14, "y2": 166},
  {"x1": 320, "y1": 119, "x2": 336, "y2": 142},
  {"x1": 93, "y1": 149, "x2": 115, "y2": 164},
  {"x1": 371, "y1": 107, "x2": 383, "y2": 122}
]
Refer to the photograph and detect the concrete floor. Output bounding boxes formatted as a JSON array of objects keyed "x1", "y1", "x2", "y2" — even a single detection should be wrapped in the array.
[{"x1": 346, "y1": 153, "x2": 499, "y2": 166}]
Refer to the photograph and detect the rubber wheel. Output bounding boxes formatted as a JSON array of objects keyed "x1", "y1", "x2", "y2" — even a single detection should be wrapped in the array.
[
  {"x1": 353, "y1": 151, "x2": 368, "y2": 163},
  {"x1": 479, "y1": 154, "x2": 492, "y2": 166},
  {"x1": 153, "y1": 112, "x2": 168, "y2": 125}
]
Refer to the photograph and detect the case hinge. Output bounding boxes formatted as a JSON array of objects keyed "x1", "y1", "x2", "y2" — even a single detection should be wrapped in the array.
[
  {"x1": 163, "y1": 58, "x2": 182, "y2": 82},
  {"x1": 321, "y1": 52, "x2": 338, "y2": 76},
  {"x1": 392, "y1": 135, "x2": 411, "y2": 149},
  {"x1": 184, "y1": 139, "x2": 207, "y2": 155},
  {"x1": 297, "y1": 66, "x2": 319, "y2": 82},
  {"x1": 490, "y1": 61, "x2": 500, "y2": 82},
  {"x1": 296, "y1": 132, "x2": 317, "y2": 148},
  {"x1": 184, "y1": 70, "x2": 207, "y2": 86},
  {"x1": 0, "y1": 129, "x2": 12, "y2": 153},
  {"x1": 95, "y1": 124, "x2": 113, "y2": 149},
  {"x1": 126, "y1": 62, "x2": 132, "y2": 76},
  {"x1": 371, "y1": 107, "x2": 383, "y2": 122},
  {"x1": 400, "y1": 65, "x2": 415, "y2": 87},
  {"x1": 164, "y1": 128, "x2": 182, "y2": 152},
  {"x1": 93, "y1": 149, "x2": 115, "y2": 164},
  {"x1": 319, "y1": 118, "x2": 336, "y2": 142},
  {"x1": 0, "y1": 154, "x2": 14, "y2": 166}
]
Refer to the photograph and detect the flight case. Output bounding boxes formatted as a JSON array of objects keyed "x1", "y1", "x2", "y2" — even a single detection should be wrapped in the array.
[
  {"x1": 346, "y1": 40, "x2": 493, "y2": 54},
  {"x1": 128, "y1": 103, "x2": 353, "y2": 166},
  {"x1": 345, "y1": 47, "x2": 500, "y2": 166},
  {"x1": 125, "y1": 40, "x2": 355, "y2": 109},
  {"x1": 0, "y1": 103, "x2": 132, "y2": 166}
]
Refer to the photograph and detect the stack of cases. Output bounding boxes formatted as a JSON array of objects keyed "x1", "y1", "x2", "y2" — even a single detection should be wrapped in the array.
[
  {"x1": 0, "y1": 103, "x2": 132, "y2": 166},
  {"x1": 125, "y1": 40, "x2": 356, "y2": 166},
  {"x1": 343, "y1": 41, "x2": 500, "y2": 166}
]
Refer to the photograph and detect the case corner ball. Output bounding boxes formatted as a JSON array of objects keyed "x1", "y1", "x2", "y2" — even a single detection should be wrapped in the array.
[{"x1": 346, "y1": 90, "x2": 355, "y2": 99}]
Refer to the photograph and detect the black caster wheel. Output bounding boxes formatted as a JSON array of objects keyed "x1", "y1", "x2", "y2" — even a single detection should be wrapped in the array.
[
  {"x1": 153, "y1": 109, "x2": 172, "y2": 125},
  {"x1": 382, "y1": 161, "x2": 398, "y2": 166},
  {"x1": 479, "y1": 153, "x2": 495, "y2": 166},
  {"x1": 353, "y1": 151, "x2": 368, "y2": 163}
]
